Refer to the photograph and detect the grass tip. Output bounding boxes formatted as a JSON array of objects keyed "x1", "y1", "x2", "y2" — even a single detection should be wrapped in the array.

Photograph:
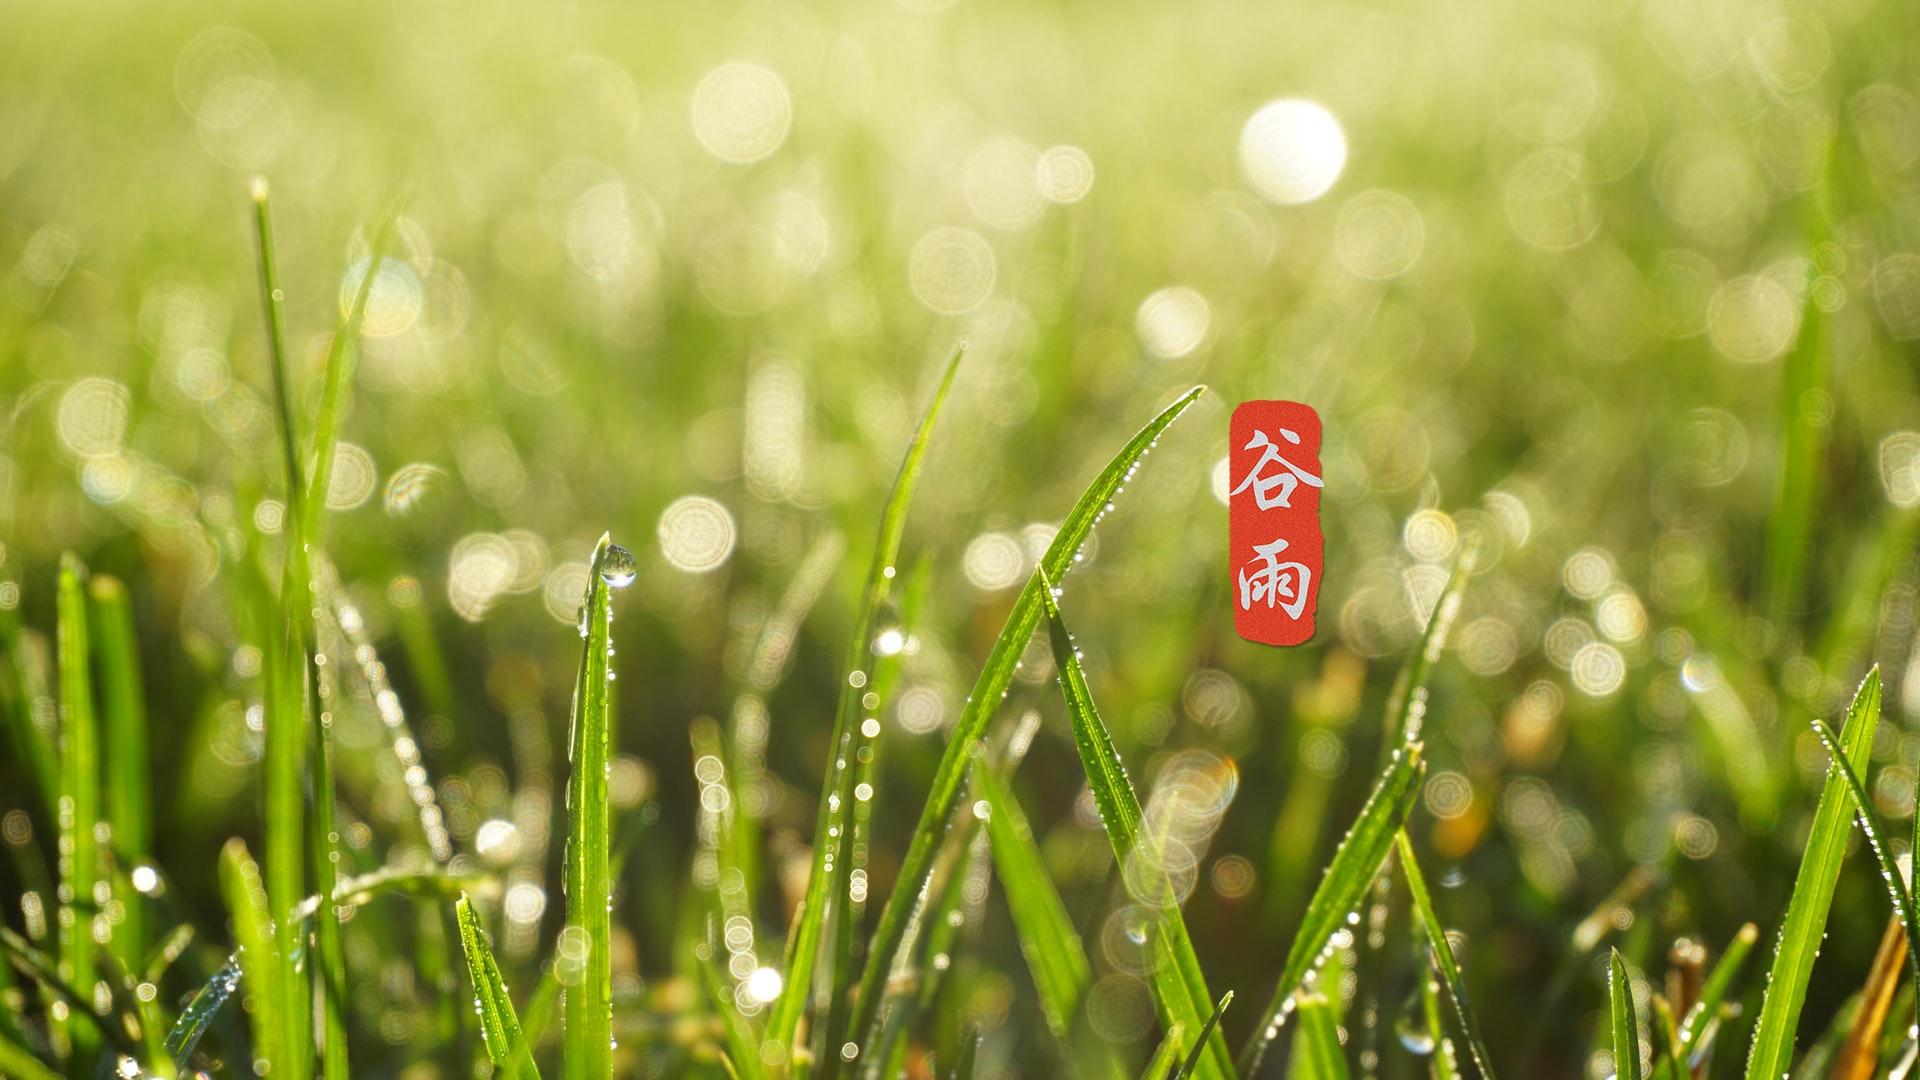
[{"x1": 249, "y1": 175, "x2": 269, "y2": 202}]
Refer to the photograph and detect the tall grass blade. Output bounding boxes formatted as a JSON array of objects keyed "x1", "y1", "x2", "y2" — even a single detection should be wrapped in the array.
[
  {"x1": 1810, "y1": 714, "x2": 1920, "y2": 1035},
  {"x1": 1395, "y1": 831, "x2": 1497, "y2": 1078},
  {"x1": 771, "y1": 343, "x2": 965, "y2": 1066},
  {"x1": 1743, "y1": 667, "x2": 1881, "y2": 1080},
  {"x1": 1676, "y1": 922, "x2": 1757, "y2": 1060},
  {"x1": 88, "y1": 574, "x2": 149, "y2": 967},
  {"x1": 1240, "y1": 743, "x2": 1424, "y2": 1074},
  {"x1": 1039, "y1": 581, "x2": 1231, "y2": 1079},
  {"x1": 563, "y1": 533, "x2": 618, "y2": 1080},
  {"x1": 971, "y1": 745, "x2": 1091, "y2": 1046},
  {"x1": 1609, "y1": 949, "x2": 1642, "y2": 1080},
  {"x1": 1174, "y1": 992, "x2": 1233, "y2": 1080},
  {"x1": 220, "y1": 838, "x2": 285, "y2": 1077},
  {"x1": 1286, "y1": 994, "x2": 1349, "y2": 1080},
  {"x1": 457, "y1": 893, "x2": 542, "y2": 1079},
  {"x1": 54, "y1": 552, "x2": 98, "y2": 1067},
  {"x1": 1762, "y1": 231, "x2": 1829, "y2": 628},
  {"x1": 846, "y1": 386, "x2": 1205, "y2": 1071},
  {"x1": 1381, "y1": 544, "x2": 1472, "y2": 752}
]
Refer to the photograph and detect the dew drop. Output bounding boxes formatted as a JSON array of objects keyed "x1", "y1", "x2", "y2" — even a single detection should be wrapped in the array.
[{"x1": 599, "y1": 544, "x2": 638, "y2": 588}]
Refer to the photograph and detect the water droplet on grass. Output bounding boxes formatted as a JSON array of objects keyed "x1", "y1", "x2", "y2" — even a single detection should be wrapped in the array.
[{"x1": 600, "y1": 544, "x2": 638, "y2": 587}]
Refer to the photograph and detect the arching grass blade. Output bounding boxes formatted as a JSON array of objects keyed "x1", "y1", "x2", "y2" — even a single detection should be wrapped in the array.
[
  {"x1": 0, "y1": 1031, "x2": 58, "y2": 1080},
  {"x1": 1395, "y1": 831, "x2": 1497, "y2": 1078},
  {"x1": 457, "y1": 893, "x2": 541, "y2": 1080},
  {"x1": 1039, "y1": 581, "x2": 1231, "y2": 1079},
  {"x1": 1744, "y1": 667, "x2": 1881, "y2": 1080},
  {"x1": 1609, "y1": 949, "x2": 1642, "y2": 1080},
  {"x1": 1240, "y1": 743, "x2": 1425, "y2": 1075},
  {"x1": 1810, "y1": 713, "x2": 1920, "y2": 1038},
  {"x1": 563, "y1": 534, "x2": 617, "y2": 1080},
  {"x1": 772, "y1": 343, "x2": 965, "y2": 1068},
  {"x1": 846, "y1": 386, "x2": 1205, "y2": 1073},
  {"x1": 165, "y1": 957, "x2": 240, "y2": 1071}
]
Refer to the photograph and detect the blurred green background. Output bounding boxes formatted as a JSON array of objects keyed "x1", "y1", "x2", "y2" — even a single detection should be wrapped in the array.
[{"x1": 4, "y1": 0, "x2": 1920, "y2": 1075}]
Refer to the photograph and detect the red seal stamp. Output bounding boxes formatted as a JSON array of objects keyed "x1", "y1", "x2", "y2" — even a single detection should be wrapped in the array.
[{"x1": 1228, "y1": 400, "x2": 1322, "y2": 646}]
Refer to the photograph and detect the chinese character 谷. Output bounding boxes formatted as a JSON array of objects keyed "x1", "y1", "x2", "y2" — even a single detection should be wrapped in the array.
[
  {"x1": 1229, "y1": 428, "x2": 1324, "y2": 511},
  {"x1": 1237, "y1": 536, "x2": 1312, "y2": 619}
]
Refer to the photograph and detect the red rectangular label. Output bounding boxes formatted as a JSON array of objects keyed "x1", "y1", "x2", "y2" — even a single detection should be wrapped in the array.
[{"x1": 1229, "y1": 400, "x2": 1322, "y2": 646}]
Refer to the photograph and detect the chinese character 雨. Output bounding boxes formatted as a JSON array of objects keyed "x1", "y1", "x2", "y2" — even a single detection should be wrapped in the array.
[
  {"x1": 1229, "y1": 428, "x2": 1323, "y2": 511},
  {"x1": 1238, "y1": 536, "x2": 1312, "y2": 619}
]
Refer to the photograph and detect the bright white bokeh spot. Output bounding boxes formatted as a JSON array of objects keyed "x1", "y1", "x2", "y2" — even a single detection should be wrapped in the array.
[
  {"x1": 1880, "y1": 431, "x2": 1920, "y2": 507},
  {"x1": 325, "y1": 442, "x2": 378, "y2": 510},
  {"x1": 1239, "y1": 99, "x2": 1347, "y2": 205},
  {"x1": 658, "y1": 495, "x2": 737, "y2": 573},
  {"x1": 909, "y1": 227, "x2": 996, "y2": 314},
  {"x1": 691, "y1": 62, "x2": 792, "y2": 164},
  {"x1": 339, "y1": 257, "x2": 423, "y2": 338},
  {"x1": 130, "y1": 866, "x2": 160, "y2": 894},
  {"x1": 962, "y1": 531, "x2": 1027, "y2": 591},
  {"x1": 57, "y1": 377, "x2": 131, "y2": 458},
  {"x1": 1036, "y1": 144, "x2": 1095, "y2": 204},
  {"x1": 745, "y1": 966, "x2": 784, "y2": 1005},
  {"x1": 1135, "y1": 286, "x2": 1211, "y2": 358}
]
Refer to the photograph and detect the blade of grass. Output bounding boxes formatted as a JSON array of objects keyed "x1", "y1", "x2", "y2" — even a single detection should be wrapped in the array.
[
  {"x1": 1174, "y1": 992, "x2": 1233, "y2": 1080},
  {"x1": 1240, "y1": 744, "x2": 1425, "y2": 1075},
  {"x1": 971, "y1": 745, "x2": 1091, "y2": 1047},
  {"x1": 0, "y1": 927, "x2": 138, "y2": 1058},
  {"x1": 220, "y1": 838, "x2": 285, "y2": 1080},
  {"x1": 1610, "y1": 950, "x2": 1643, "y2": 1080},
  {"x1": 1381, "y1": 543, "x2": 1473, "y2": 753},
  {"x1": 54, "y1": 552, "x2": 98, "y2": 1068},
  {"x1": 1651, "y1": 996, "x2": 1685, "y2": 1080},
  {"x1": 1761, "y1": 221, "x2": 1829, "y2": 629},
  {"x1": 699, "y1": 942, "x2": 767, "y2": 1080},
  {"x1": 563, "y1": 534, "x2": 618, "y2": 1080},
  {"x1": 1810, "y1": 714, "x2": 1920, "y2": 1037},
  {"x1": 88, "y1": 574, "x2": 149, "y2": 968},
  {"x1": 845, "y1": 386, "x2": 1205, "y2": 1073},
  {"x1": 164, "y1": 958, "x2": 240, "y2": 1069},
  {"x1": 0, "y1": 601, "x2": 59, "y2": 821},
  {"x1": 1286, "y1": 994, "x2": 1349, "y2": 1080},
  {"x1": 1039, "y1": 581, "x2": 1231, "y2": 1079},
  {"x1": 1395, "y1": 831, "x2": 1497, "y2": 1078},
  {"x1": 1140, "y1": 1025, "x2": 1187, "y2": 1080},
  {"x1": 772, "y1": 344, "x2": 965, "y2": 1068},
  {"x1": 457, "y1": 893, "x2": 542, "y2": 1080},
  {"x1": 1744, "y1": 666, "x2": 1881, "y2": 1080},
  {"x1": 1416, "y1": 946, "x2": 1461, "y2": 1080},
  {"x1": 1833, "y1": 916, "x2": 1907, "y2": 1080},
  {"x1": 1676, "y1": 922, "x2": 1757, "y2": 1061}
]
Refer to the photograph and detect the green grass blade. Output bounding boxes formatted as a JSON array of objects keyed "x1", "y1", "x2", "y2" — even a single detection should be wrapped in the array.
[
  {"x1": 0, "y1": 927, "x2": 137, "y2": 1059},
  {"x1": 771, "y1": 343, "x2": 965, "y2": 1066},
  {"x1": 1743, "y1": 666, "x2": 1881, "y2": 1080},
  {"x1": 0, "y1": 1030, "x2": 59, "y2": 1080},
  {"x1": 1240, "y1": 744, "x2": 1425, "y2": 1074},
  {"x1": 563, "y1": 534, "x2": 618, "y2": 1080},
  {"x1": 88, "y1": 574, "x2": 149, "y2": 967},
  {"x1": 1676, "y1": 922, "x2": 1757, "y2": 1059},
  {"x1": 1762, "y1": 238, "x2": 1828, "y2": 629},
  {"x1": 1609, "y1": 949, "x2": 1643, "y2": 1080},
  {"x1": 164, "y1": 957, "x2": 240, "y2": 1069},
  {"x1": 0, "y1": 602, "x2": 59, "y2": 822},
  {"x1": 1416, "y1": 945, "x2": 1461, "y2": 1080},
  {"x1": 457, "y1": 893, "x2": 541, "y2": 1079},
  {"x1": 1140, "y1": 1024, "x2": 1187, "y2": 1080},
  {"x1": 1040, "y1": 582, "x2": 1231, "y2": 1079},
  {"x1": 220, "y1": 838, "x2": 285, "y2": 1080},
  {"x1": 846, "y1": 386, "x2": 1205, "y2": 1071},
  {"x1": 1174, "y1": 992, "x2": 1233, "y2": 1080},
  {"x1": 1286, "y1": 994, "x2": 1349, "y2": 1080},
  {"x1": 54, "y1": 552, "x2": 98, "y2": 1066},
  {"x1": 972, "y1": 745, "x2": 1092, "y2": 1046},
  {"x1": 1395, "y1": 831, "x2": 1497, "y2": 1079},
  {"x1": 1810, "y1": 715, "x2": 1920, "y2": 1037},
  {"x1": 699, "y1": 944, "x2": 767, "y2": 1080}
]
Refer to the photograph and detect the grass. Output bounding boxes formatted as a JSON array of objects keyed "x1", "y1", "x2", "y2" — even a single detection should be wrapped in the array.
[{"x1": 7, "y1": 2, "x2": 1920, "y2": 1072}]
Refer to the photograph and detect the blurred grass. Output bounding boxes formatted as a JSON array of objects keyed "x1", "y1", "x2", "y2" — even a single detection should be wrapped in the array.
[{"x1": 1, "y1": 0, "x2": 1920, "y2": 1076}]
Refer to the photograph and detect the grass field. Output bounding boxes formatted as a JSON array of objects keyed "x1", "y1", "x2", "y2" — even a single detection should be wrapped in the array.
[{"x1": 4, "y1": 0, "x2": 1920, "y2": 1077}]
